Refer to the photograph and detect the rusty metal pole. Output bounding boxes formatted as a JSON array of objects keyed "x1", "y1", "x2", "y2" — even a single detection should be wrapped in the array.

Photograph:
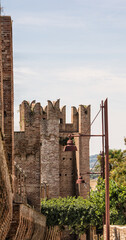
[
  {"x1": 101, "y1": 100, "x2": 105, "y2": 179},
  {"x1": 101, "y1": 101, "x2": 105, "y2": 226},
  {"x1": 104, "y1": 99, "x2": 110, "y2": 240}
]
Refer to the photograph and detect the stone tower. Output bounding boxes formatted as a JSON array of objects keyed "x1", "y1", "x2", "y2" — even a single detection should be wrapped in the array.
[
  {"x1": 0, "y1": 16, "x2": 14, "y2": 186},
  {"x1": 59, "y1": 103, "x2": 90, "y2": 198},
  {"x1": 41, "y1": 100, "x2": 60, "y2": 198},
  {"x1": 15, "y1": 99, "x2": 90, "y2": 206},
  {"x1": 14, "y1": 100, "x2": 42, "y2": 211},
  {"x1": 40, "y1": 99, "x2": 90, "y2": 199},
  {"x1": 0, "y1": 15, "x2": 14, "y2": 239}
]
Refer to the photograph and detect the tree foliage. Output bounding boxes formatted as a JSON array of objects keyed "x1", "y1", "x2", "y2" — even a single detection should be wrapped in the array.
[
  {"x1": 93, "y1": 149, "x2": 126, "y2": 186},
  {"x1": 109, "y1": 149, "x2": 126, "y2": 186},
  {"x1": 41, "y1": 178, "x2": 126, "y2": 236},
  {"x1": 41, "y1": 196, "x2": 91, "y2": 235},
  {"x1": 90, "y1": 178, "x2": 126, "y2": 226}
]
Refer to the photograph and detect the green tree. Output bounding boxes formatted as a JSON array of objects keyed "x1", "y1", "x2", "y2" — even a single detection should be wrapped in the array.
[
  {"x1": 109, "y1": 149, "x2": 126, "y2": 186},
  {"x1": 41, "y1": 179, "x2": 126, "y2": 236},
  {"x1": 93, "y1": 148, "x2": 126, "y2": 186},
  {"x1": 89, "y1": 178, "x2": 126, "y2": 227},
  {"x1": 41, "y1": 196, "x2": 91, "y2": 236}
]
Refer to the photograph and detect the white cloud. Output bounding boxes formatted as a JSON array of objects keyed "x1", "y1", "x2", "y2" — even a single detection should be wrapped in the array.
[
  {"x1": 14, "y1": 13, "x2": 85, "y2": 28},
  {"x1": 14, "y1": 67, "x2": 39, "y2": 84},
  {"x1": 14, "y1": 65, "x2": 126, "y2": 95}
]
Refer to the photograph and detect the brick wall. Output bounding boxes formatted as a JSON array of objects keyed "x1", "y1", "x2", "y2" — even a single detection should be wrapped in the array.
[
  {"x1": 41, "y1": 100, "x2": 60, "y2": 198},
  {"x1": 7, "y1": 203, "x2": 46, "y2": 240},
  {"x1": 14, "y1": 162, "x2": 27, "y2": 204},
  {"x1": 59, "y1": 104, "x2": 90, "y2": 198},
  {"x1": 77, "y1": 105, "x2": 90, "y2": 198},
  {"x1": 16, "y1": 98, "x2": 90, "y2": 205},
  {"x1": 0, "y1": 17, "x2": 4, "y2": 133},
  {"x1": 45, "y1": 226, "x2": 61, "y2": 240},
  {"x1": 14, "y1": 101, "x2": 42, "y2": 211},
  {"x1": 59, "y1": 135, "x2": 76, "y2": 197},
  {"x1": 0, "y1": 132, "x2": 13, "y2": 240},
  {"x1": 0, "y1": 16, "x2": 14, "y2": 184}
]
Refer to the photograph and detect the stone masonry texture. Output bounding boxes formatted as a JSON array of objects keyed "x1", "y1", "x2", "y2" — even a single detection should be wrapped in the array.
[
  {"x1": 0, "y1": 133, "x2": 13, "y2": 240},
  {"x1": 0, "y1": 16, "x2": 14, "y2": 185},
  {"x1": 16, "y1": 99, "x2": 91, "y2": 201},
  {"x1": 104, "y1": 225, "x2": 126, "y2": 240}
]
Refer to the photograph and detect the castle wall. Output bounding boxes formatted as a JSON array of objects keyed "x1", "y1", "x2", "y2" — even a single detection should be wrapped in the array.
[
  {"x1": 77, "y1": 105, "x2": 90, "y2": 198},
  {"x1": 0, "y1": 132, "x2": 13, "y2": 240},
  {"x1": 6, "y1": 203, "x2": 46, "y2": 240},
  {"x1": 59, "y1": 104, "x2": 90, "y2": 199},
  {"x1": 15, "y1": 98, "x2": 90, "y2": 207},
  {"x1": 0, "y1": 17, "x2": 4, "y2": 133},
  {"x1": 0, "y1": 16, "x2": 14, "y2": 184},
  {"x1": 41, "y1": 100, "x2": 60, "y2": 198},
  {"x1": 59, "y1": 134, "x2": 76, "y2": 197},
  {"x1": 14, "y1": 101, "x2": 42, "y2": 211}
]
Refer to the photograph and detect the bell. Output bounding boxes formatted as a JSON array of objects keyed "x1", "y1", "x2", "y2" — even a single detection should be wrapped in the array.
[
  {"x1": 64, "y1": 136, "x2": 77, "y2": 152},
  {"x1": 76, "y1": 175, "x2": 85, "y2": 184}
]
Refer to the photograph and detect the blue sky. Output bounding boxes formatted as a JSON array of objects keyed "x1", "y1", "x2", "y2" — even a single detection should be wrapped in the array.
[{"x1": 4, "y1": 0, "x2": 126, "y2": 154}]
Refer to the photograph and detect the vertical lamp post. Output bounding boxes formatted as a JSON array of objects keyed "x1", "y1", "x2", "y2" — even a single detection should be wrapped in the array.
[{"x1": 64, "y1": 99, "x2": 110, "y2": 240}]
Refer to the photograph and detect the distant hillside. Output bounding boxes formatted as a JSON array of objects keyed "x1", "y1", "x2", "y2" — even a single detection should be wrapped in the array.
[
  {"x1": 90, "y1": 154, "x2": 98, "y2": 169},
  {"x1": 90, "y1": 154, "x2": 99, "y2": 179}
]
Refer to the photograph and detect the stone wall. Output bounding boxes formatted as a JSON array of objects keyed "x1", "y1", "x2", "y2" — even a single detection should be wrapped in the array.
[
  {"x1": 0, "y1": 132, "x2": 13, "y2": 240},
  {"x1": 16, "y1": 98, "x2": 90, "y2": 205},
  {"x1": 0, "y1": 19, "x2": 14, "y2": 238},
  {"x1": 7, "y1": 203, "x2": 46, "y2": 240},
  {"x1": 14, "y1": 161, "x2": 27, "y2": 204},
  {"x1": 45, "y1": 226, "x2": 61, "y2": 240},
  {"x1": 59, "y1": 135, "x2": 76, "y2": 197},
  {"x1": 77, "y1": 105, "x2": 90, "y2": 198},
  {"x1": 0, "y1": 17, "x2": 4, "y2": 133},
  {"x1": 104, "y1": 225, "x2": 126, "y2": 240},
  {"x1": 14, "y1": 101, "x2": 42, "y2": 211},
  {"x1": 59, "y1": 104, "x2": 90, "y2": 198},
  {"x1": 0, "y1": 16, "x2": 14, "y2": 184},
  {"x1": 41, "y1": 100, "x2": 60, "y2": 198}
]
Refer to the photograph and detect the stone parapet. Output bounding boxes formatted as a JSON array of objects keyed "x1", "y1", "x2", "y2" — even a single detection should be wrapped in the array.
[
  {"x1": 0, "y1": 131, "x2": 13, "y2": 240},
  {"x1": 104, "y1": 225, "x2": 126, "y2": 240},
  {"x1": 45, "y1": 226, "x2": 61, "y2": 240},
  {"x1": 6, "y1": 203, "x2": 46, "y2": 240}
]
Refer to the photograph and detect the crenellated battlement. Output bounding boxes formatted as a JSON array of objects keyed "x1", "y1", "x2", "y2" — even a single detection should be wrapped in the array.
[
  {"x1": 20, "y1": 100, "x2": 43, "y2": 130},
  {"x1": 59, "y1": 104, "x2": 90, "y2": 133},
  {"x1": 46, "y1": 99, "x2": 60, "y2": 119},
  {"x1": 78, "y1": 105, "x2": 90, "y2": 134},
  {"x1": 19, "y1": 99, "x2": 90, "y2": 135},
  {"x1": 20, "y1": 99, "x2": 62, "y2": 131},
  {"x1": 60, "y1": 106, "x2": 66, "y2": 124}
]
